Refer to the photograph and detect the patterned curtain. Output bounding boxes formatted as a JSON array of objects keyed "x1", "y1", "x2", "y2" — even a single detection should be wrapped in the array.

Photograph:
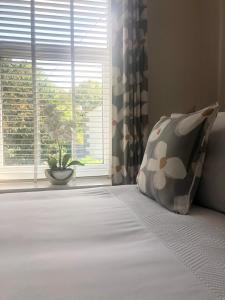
[{"x1": 112, "y1": 0, "x2": 149, "y2": 185}]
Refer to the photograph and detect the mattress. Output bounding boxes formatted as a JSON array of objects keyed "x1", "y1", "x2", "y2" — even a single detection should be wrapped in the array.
[{"x1": 0, "y1": 185, "x2": 224, "y2": 300}]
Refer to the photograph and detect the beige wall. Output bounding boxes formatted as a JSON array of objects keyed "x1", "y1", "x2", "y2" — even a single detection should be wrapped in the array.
[{"x1": 148, "y1": 0, "x2": 220, "y2": 129}]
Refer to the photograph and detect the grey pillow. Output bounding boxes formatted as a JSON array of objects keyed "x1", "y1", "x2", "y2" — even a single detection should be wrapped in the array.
[
  {"x1": 137, "y1": 104, "x2": 219, "y2": 214},
  {"x1": 196, "y1": 112, "x2": 225, "y2": 214}
]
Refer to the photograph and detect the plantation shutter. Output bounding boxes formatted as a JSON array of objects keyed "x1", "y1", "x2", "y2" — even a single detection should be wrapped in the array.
[{"x1": 0, "y1": 0, "x2": 111, "y2": 181}]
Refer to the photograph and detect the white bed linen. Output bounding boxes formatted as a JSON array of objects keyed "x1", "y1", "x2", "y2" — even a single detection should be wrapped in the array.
[{"x1": 0, "y1": 186, "x2": 224, "y2": 300}]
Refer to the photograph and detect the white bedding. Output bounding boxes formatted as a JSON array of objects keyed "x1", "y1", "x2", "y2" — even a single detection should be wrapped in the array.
[{"x1": 0, "y1": 186, "x2": 224, "y2": 300}]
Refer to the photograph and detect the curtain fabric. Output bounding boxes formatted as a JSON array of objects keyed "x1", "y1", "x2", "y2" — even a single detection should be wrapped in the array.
[{"x1": 112, "y1": 0, "x2": 149, "y2": 185}]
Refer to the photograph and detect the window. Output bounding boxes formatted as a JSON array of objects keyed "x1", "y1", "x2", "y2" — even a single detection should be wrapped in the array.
[{"x1": 0, "y1": 0, "x2": 111, "y2": 180}]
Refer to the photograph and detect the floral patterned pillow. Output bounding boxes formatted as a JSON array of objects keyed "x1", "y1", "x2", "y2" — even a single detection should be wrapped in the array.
[{"x1": 137, "y1": 103, "x2": 219, "y2": 214}]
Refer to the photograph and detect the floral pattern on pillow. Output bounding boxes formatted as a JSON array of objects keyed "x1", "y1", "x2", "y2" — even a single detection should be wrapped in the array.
[
  {"x1": 137, "y1": 103, "x2": 219, "y2": 214},
  {"x1": 175, "y1": 107, "x2": 215, "y2": 136},
  {"x1": 148, "y1": 118, "x2": 171, "y2": 142},
  {"x1": 147, "y1": 141, "x2": 187, "y2": 190}
]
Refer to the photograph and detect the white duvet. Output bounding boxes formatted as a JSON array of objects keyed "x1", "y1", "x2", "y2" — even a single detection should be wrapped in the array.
[{"x1": 0, "y1": 186, "x2": 224, "y2": 300}]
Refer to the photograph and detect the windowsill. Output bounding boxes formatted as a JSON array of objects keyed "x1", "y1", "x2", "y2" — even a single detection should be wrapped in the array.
[{"x1": 0, "y1": 176, "x2": 112, "y2": 194}]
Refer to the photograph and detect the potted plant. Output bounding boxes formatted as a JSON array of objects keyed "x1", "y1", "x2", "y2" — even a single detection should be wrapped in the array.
[{"x1": 44, "y1": 104, "x2": 84, "y2": 185}]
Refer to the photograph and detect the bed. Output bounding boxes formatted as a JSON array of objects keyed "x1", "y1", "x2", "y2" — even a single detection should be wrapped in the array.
[{"x1": 0, "y1": 185, "x2": 224, "y2": 300}]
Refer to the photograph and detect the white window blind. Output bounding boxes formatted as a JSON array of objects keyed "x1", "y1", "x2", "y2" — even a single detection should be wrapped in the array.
[{"x1": 0, "y1": 0, "x2": 111, "y2": 181}]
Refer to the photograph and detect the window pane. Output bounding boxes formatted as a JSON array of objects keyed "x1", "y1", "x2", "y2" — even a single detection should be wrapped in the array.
[
  {"x1": 0, "y1": 59, "x2": 34, "y2": 166},
  {"x1": 37, "y1": 60, "x2": 72, "y2": 165},
  {"x1": 75, "y1": 62, "x2": 104, "y2": 164}
]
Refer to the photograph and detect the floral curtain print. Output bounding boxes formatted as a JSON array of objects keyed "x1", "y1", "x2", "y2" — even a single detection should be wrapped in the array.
[{"x1": 111, "y1": 0, "x2": 149, "y2": 185}]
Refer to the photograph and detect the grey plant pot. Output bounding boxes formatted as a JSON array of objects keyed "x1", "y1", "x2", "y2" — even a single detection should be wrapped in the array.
[{"x1": 45, "y1": 169, "x2": 74, "y2": 185}]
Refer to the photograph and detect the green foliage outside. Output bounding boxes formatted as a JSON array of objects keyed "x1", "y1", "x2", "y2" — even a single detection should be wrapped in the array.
[{"x1": 0, "y1": 59, "x2": 103, "y2": 166}]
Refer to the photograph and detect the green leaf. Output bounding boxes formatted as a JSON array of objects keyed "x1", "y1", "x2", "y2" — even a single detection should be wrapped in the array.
[
  {"x1": 48, "y1": 157, "x2": 58, "y2": 170},
  {"x1": 67, "y1": 160, "x2": 84, "y2": 167},
  {"x1": 62, "y1": 153, "x2": 71, "y2": 168}
]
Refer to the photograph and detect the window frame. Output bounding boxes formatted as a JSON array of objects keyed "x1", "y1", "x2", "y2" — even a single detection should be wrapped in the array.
[{"x1": 0, "y1": 0, "x2": 111, "y2": 181}]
